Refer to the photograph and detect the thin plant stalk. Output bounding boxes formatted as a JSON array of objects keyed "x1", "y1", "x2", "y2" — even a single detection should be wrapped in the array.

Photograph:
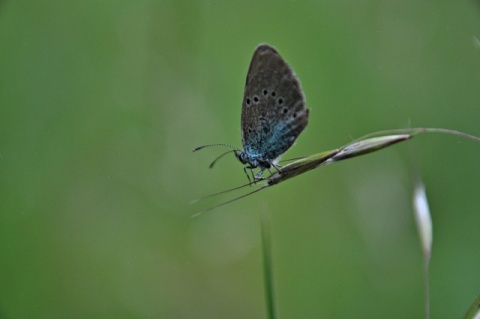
[{"x1": 261, "y1": 211, "x2": 276, "y2": 319}]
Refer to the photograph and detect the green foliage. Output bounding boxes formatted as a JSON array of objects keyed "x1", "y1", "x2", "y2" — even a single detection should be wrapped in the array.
[{"x1": 1, "y1": 1, "x2": 480, "y2": 318}]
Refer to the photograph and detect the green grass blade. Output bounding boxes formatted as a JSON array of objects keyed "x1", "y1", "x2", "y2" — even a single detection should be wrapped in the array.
[
  {"x1": 193, "y1": 127, "x2": 480, "y2": 213},
  {"x1": 463, "y1": 294, "x2": 480, "y2": 319},
  {"x1": 261, "y1": 212, "x2": 276, "y2": 319}
]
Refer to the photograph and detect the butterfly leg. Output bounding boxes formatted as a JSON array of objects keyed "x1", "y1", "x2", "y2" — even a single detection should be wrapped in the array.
[
  {"x1": 243, "y1": 166, "x2": 265, "y2": 185},
  {"x1": 244, "y1": 166, "x2": 262, "y2": 185},
  {"x1": 242, "y1": 166, "x2": 252, "y2": 185},
  {"x1": 272, "y1": 164, "x2": 282, "y2": 173},
  {"x1": 253, "y1": 169, "x2": 266, "y2": 181}
]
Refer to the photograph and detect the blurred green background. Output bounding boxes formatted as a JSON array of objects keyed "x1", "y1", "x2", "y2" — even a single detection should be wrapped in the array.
[{"x1": 1, "y1": 1, "x2": 480, "y2": 318}]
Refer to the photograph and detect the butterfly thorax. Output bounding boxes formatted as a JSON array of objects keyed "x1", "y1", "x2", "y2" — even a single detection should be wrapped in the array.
[{"x1": 235, "y1": 150, "x2": 272, "y2": 170}]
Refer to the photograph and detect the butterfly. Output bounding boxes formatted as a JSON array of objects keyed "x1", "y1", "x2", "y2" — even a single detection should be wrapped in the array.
[{"x1": 194, "y1": 44, "x2": 310, "y2": 182}]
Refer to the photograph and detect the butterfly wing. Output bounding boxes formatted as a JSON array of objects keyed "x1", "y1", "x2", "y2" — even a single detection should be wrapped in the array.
[{"x1": 241, "y1": 44, "x2": 309, "y2": 165}]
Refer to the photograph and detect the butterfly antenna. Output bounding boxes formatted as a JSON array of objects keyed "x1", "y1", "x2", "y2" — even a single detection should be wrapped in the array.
[
  {"x1": 208, "y1": 150, "x2": 235, "y2": 169},
  {"x1": 193, "y1": 143, "x2": 241, "y2": 169},
  {"x1": 193, "y1": 143, "x2": 240, "y2": 152}
]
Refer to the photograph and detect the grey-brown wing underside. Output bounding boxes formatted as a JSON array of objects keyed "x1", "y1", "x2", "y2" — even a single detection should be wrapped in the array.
[{"x1": 241, "y1": 44, "x2": 309, "y2": 162}]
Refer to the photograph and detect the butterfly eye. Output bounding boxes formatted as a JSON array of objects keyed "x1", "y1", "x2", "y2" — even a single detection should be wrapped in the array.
[
  {"x1": 277, "y1": 97, "x2": 284, "y2": 105},
  {"x1": 282, "y1": 108, "x2": 288, "y2": 114},
  {"x1": 271, "y1": 91, "x2": 276, "y2": 97},
  {"x1": 293, "y1": 112, "x2": 297, "y2": 118},
  {"x1": 253, "y1": 96, "x2": 259, "y2": 103},
  {"x1": 246, "y1": 98, "x2": 251, "y2": 106},
  {"x1": 263, "y1": 89, "x2": 268, "y2": 96}
]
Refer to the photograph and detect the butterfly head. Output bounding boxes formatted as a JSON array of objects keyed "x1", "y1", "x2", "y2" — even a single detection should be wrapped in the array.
[{"x1": 234, "y1": 149, "x2": 254, "y2": 166}]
